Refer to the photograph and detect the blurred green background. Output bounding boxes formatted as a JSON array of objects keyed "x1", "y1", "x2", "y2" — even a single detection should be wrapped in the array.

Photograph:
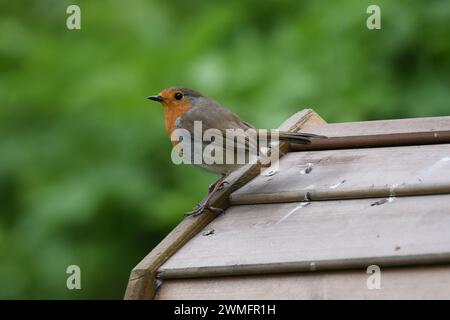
[{"x1": 1, "y1": 0, "x2": 449, "y2": 299}]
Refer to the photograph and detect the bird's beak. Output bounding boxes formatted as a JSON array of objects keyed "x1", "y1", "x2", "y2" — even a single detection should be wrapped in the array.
[{"x1": 147, "y1": 95, "x2": 164, "y2": 103}]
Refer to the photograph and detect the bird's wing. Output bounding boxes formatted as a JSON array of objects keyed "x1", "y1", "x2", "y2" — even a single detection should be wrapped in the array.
[
  {"x1": 176, "y1": 98, "x2": 253, "y2": 131},
  {"x1": 175, "y1": 98, "x2": 258, "y2": 162}
]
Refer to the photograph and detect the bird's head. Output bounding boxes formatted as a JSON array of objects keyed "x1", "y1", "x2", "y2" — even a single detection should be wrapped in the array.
[
  {"x1": 147, "y1": 86, "x2": 202, "y2": 109},
  {"x1": 147, "y1": 87, "x2": 203, "y2": 136}
]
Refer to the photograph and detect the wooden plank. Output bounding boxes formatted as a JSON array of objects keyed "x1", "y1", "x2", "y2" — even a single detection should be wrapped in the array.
[
  {"x1": 289, "y1": 130, "x2": 450, "y2": 152},
  {"x1": 123, "y1": 109, "x2": 326, "y2": 299},
  {"x1": 297, "y1": 116, "x2": 450, "y2": 137},
  {"x1": 155, "y1": 265, "x2": 450, "y2": 300},
  {"x1": 231, "y1": 144, "x2": 450, "y2": 205},
  {"x1": 158, "y1": 195, "x2": 450, "y2": 279}
]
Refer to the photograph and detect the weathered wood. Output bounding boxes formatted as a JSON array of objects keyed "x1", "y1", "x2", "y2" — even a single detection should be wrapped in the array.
[
  {"x1": 298, "y1": 116, "x2": 450, "y2": 137},
  {"x1": 124, "y1": 109, "x2": 326, "y2": 299},
  {"x1": 158, "y1": 195, "x2": 450, "y2": 279},
  {"x1": 231, "y1": 144, "x2": 450, "y2": 205},
  {"x1": 155, "y1": 264, "x2": 450, "y2": 300},
  {"x1": 290, "y1": 130, "x2": 450, "y2": 152}
]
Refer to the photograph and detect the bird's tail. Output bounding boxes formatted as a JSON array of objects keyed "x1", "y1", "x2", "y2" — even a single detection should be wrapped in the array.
[{"x1": 278, "y1": 131, "x2": 327, "y2": 144}]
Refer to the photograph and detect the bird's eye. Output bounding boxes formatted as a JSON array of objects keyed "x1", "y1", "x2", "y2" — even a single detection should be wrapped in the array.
[{"x1": 174, "y1": 92, "x2": 183, "y2": 100}]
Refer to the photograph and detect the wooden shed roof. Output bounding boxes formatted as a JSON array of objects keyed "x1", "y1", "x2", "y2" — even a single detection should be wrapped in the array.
[{"x1": 125, "y1": 110, "x2": 450, "y2": 300}]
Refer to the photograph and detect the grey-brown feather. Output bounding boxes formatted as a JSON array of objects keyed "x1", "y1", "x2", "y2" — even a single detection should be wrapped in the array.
[{"x1": 173, "y1": 94, "x2": 324, "y2": 174}]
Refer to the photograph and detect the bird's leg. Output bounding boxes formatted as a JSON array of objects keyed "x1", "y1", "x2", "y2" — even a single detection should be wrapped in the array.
[
  {"x1": 208, "y1": 175, "x2": 229, "y2": 194},
  {"x1": 207, "y1": 181, "x2": 217, "y2": 194},
  {"x1": 186, "y1": 175, "x2": 228, "y2": 217}
]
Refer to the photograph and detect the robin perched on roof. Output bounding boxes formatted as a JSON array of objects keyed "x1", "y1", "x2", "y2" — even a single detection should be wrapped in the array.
[{"x1": 148, "y1": 86, "x2": 325, "y2": 216}]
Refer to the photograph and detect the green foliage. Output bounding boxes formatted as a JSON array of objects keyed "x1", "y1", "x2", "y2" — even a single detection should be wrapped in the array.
[{"x1": 0, "y1": 0, "x2": 449, "y2": 298}]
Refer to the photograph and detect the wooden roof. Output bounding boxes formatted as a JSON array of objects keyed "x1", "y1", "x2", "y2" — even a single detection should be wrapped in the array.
[
  {"x1": 125, "y1": 110, "x2": 450, "y2": 300},
  {"x1": 155, "y1": 265, "x2": 450, "y2": 300}
]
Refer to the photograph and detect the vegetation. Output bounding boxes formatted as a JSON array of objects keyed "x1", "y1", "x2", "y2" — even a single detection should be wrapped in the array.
[{"x1": 1, "y1": 0, "x2": 449, "y2": 298}]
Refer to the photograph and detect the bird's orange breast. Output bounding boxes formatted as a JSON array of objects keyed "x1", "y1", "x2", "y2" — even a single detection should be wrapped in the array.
[{"x1": 163, "y1": 101, "x2": 192, "y2": 139}]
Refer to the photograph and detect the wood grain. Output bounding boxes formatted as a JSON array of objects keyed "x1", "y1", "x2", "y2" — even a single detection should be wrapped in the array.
[
  {"x1": 231, "y1": 144, "x2": 450, "y2": 205},
  {"x1": 155, "y1": 265, "x2": 450, "y2": 300},
  {"x1": 297, "y1": 116, "x2": 450, "y2": 137},
  {"x1": 158, "y1": 194, "x2": 450, "y2": 279},
  {"x1": 124, "y1": 109, "x2": 326, "y2": 299},
  {"x1": 290, "y1": 130, "x2": 450, "y2": 152}
]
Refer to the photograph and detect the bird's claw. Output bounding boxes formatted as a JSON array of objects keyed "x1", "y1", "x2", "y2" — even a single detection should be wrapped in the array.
[
  {"x1": 190, "y1": 177, "x2": 228, "y2": 217},
  {"x1": 208, "y1": 180, "x2": 229, "y2": 194},
  {"x1": 217, "y1": 181, "x2": 229, "y2": 191},
  {"x1": 185, "y1": 203, "x2": 224, "y2": 217}
]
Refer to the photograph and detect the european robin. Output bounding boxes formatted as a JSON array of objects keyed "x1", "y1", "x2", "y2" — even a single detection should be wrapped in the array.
[{"x1": 148, "y1": 86, "x2": 325, "y2": 216}]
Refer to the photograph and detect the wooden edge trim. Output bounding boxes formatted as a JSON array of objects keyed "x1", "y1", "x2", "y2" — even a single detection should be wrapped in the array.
[
  {"x1": 230, "y1": 183, "x2": 450, "y2": 205},
  {"x1": 157, "y1": 252, "x2": 450, "y2": 280},
  {"x1": 290, "y1": 130, "x2": 450, "y2": 152},
  {"x1": 123, "y1": 108, "x2": 327, "y2": 299}
]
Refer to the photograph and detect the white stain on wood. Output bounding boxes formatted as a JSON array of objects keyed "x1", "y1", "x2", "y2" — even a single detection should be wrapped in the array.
[
  {"x1": 277, "y1": 202, "x2": 310, "y2": 224},
  {"x1": 420, "y1": 157, "x2": 450, "y2": 177},
  {"x1": 299, "y1": 163, "x2": 313, "y2": 175},
  {"x1": 330, "y1": 180, "x2": 346, "y2": 189}
]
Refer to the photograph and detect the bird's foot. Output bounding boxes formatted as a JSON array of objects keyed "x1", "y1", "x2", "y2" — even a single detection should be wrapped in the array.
[
  {"x1": 185, "y1": 202, "x2": 224, "y2": 217},
  {"x1": 208, "y1": 180, "x2": 229, "y2": 194},
  {"x1": 217, "y1": 180, "x2": 229, "y2": 191},
  {"x1": 189, "y1": 176, "x2": 228, "y2": 217}
]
